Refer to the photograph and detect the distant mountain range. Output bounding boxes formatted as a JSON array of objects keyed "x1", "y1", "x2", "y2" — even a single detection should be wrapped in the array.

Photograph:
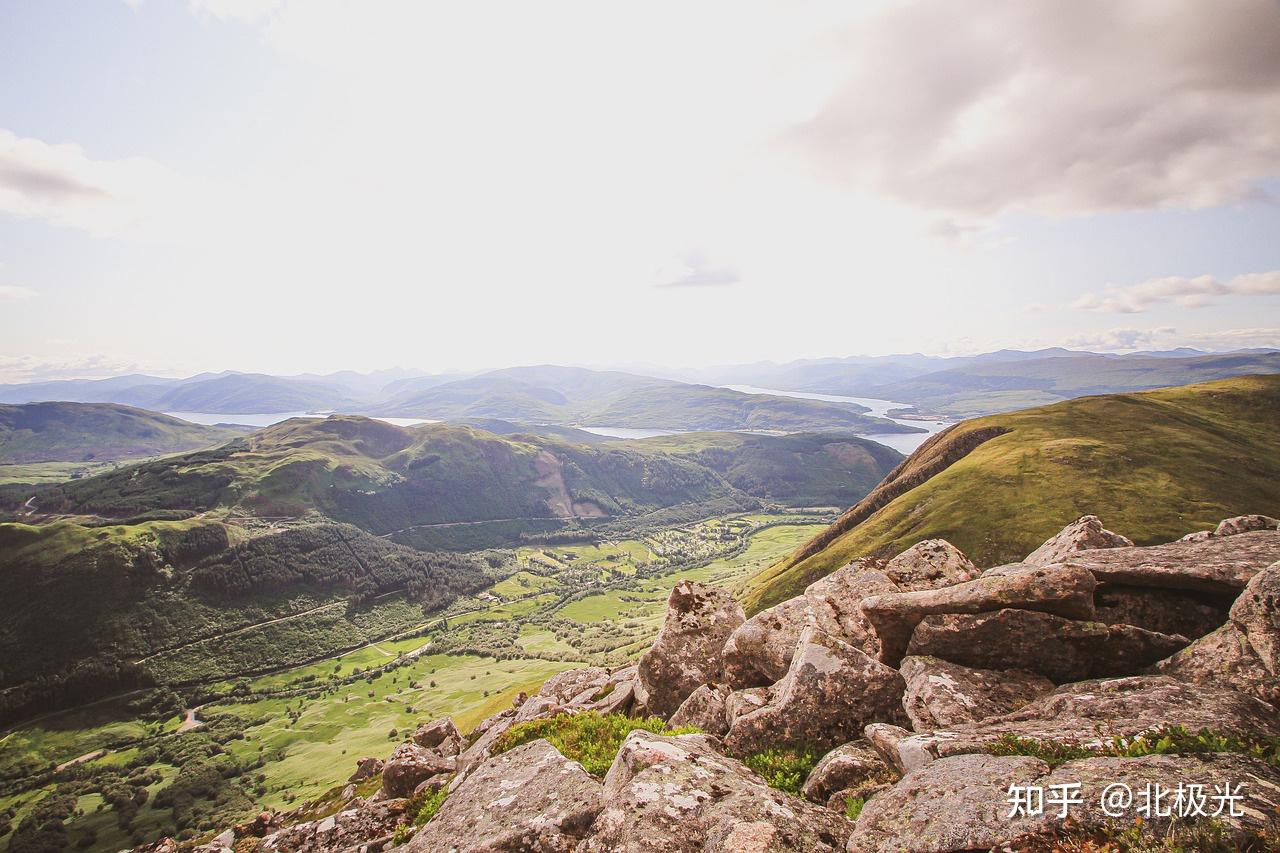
[{"x1": 0, "y1": 347, "x2": 1275, "y2": 423}]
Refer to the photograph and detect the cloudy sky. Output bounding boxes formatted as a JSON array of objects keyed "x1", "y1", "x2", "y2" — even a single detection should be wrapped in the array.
[{"x1": 1, "y1": 0, "x2": 1278, "y2": 382}]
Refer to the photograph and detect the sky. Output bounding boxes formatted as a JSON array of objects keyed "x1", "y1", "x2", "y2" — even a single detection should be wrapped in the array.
[{"x1": 1, "y1": 0, "x2": 1278, "y2": 382}]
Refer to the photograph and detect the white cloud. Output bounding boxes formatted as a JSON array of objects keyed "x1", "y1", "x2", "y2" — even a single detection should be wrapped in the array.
[
  {"x1": 0, "y1": 285, "x2": 34, "y2": 301},
  {"x1": 786, "y1": 0, "x2": 1280, "y2": 218},
  {"x1": 188, "y1": 0, "x2": 282, "y2": 23},
  {"x1": 1072, "y1": 270, "x2": 1280, "y2": 313},
  {"x1": 654, "y1": 249, "x2": 740, "y2": 288},
  {"x1": 0, "y1": 354, "x2": 154, "y2": 384},
  {"x1": 1063, "y1": 327, "x2": 1279, "y2": 353}
]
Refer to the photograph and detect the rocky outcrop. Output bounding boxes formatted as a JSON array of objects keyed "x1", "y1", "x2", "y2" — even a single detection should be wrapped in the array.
[
  {"x1": 638, "y1": 581, "x2": 744, "y2": 717},
  {"x1": 1054, "y1": 529, "x2": 1280, "y2": 594},
  {"x1": 413, "y1": 716, "x2": 463, "y2": 756},
  {"x1": 1092, "y1": 584, "x2": 1229, "y2": 638},
  {"x1": 381, "y1": 743, "x2": 456, "y2": 799},
  {"x1": 799, "y1": 740, "x2": 892, "y2": 805},
  {"x1": 860, "y1": 564, "x2": 1097, "y2": 665},
  {"x1": 581, "y1": 731, "x2": 852, "y2": 852},
  {"x1": 1155, "y1": 560, "x2": 1280, "y2": 707},
  {"x1": 722, "y1": 562, "x2": 897, "y2": 688},
  {"x1": 906, "y1": 609, "x2": 1189, "y2": 683},
  {"x1": 878, "y1": 676, "x2": 1280, "y2": 770},
  {"x1": 724, "y1": 626, "x2": 906, "y2": 755},
  {"x1": 1022, "y1": 515, "x2": 1133, "y2": 566},
  {"x1": 348, "y1": 757, "x2": 383, "y2": 782},
  {"x1": 255, "y1": 798, "x2": 409, "y2": 852},
  {"x1": 404, "y1": 739, "x2": 602, "y2": 852},
  {"x1": 881, "y1": 539, "x2": 979, "y2": 590},
  {"x1": 898, "y1": 656, "x2": 1053, "y2": 730},
  {"x1": 668, "y1": 683, "x2": 730, "y2": 735},
  {"x1": 848, "y1": 751, "x2": 1280, "y2": 852},
  {"x1": 724, "y1": 686, "x2": 769, "y2": 726},
  {"x1": 1215, "y1": 514, "x2": 1279, "y2": 537}
]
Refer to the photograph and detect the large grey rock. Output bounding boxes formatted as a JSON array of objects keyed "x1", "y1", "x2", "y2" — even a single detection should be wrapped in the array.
[
  {"x1": 898, "y1": 656, "x2": 1053, "y2": 731},
  {"x1": 1054, "y1": 530, "x2": 1280, "y2": 594},
  {"x1": 800, "y1": 740, "x2": 892, "y2": 804},
  {"x1": 906, "y1": 609, "x2": 1189, "y2": 683},
  {"x1": 638, "y1": 581, "x2": 745, "y2": 718},
  {"x1": 1215, "y1": 514, "x2": 1279, "y2": 537},
  {"x1": 381, "y1": 742, "x2": 456, "y2": 799},
  {"x1": 580, "y1": 730, "x2": 852, "y2": 852},
  {"x1": 1023, "y1": 515, "x2": 1133, "y2": 566},
  {"x1": 668, "y1": 684, "x2": 729, "y2": 736},
  {"x1": 882, "y1": 539, "x2": 979, "y2": 590},
  {"x1": 724, "y1": 626, "x2": 906, "y2": 756},
  {"x1": 1093, "y1": 584, "x2": 1228, "y2": 639},
  {"x1": 1155, "y1": 561, "x2": 1280, "y2": 707},
  {"x1": 254, "y1": 798, "x2": 409, "y2": 852},
  {"x1": 721, "y1": 563, "x2": 897, "y2": 688},
  {"x1": 404, "y1": 739, "x2": 601, "y2": 852},
  {"x1": 882, "y1": 676, "x2": 1280, "y2": 768},
  {"x1": 847, "y1": 753, "x2": 1049, "y2": 853},
  {"x1": 860, "y1": 564, "x2": 1097, "y2": 666},
  {"x1": 847, "y1": 751, "x2": 1280, "y2": 852}
]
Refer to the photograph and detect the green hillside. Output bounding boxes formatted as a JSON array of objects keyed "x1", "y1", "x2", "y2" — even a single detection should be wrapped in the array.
[
  {"x1": 742, "y1": 375, "x2": 1280, "y2": 612},
  {"x1": 0, "y1": 403, "x2": 244, "y2": 464},
  {"x1": 631, "y1": 431, "x2": 904, "y2": 506}
]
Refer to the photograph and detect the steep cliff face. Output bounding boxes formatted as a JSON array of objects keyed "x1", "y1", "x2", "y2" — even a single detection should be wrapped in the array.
[{"x1": 145, "y1": 514, "x2": 1280, "y2": 852}]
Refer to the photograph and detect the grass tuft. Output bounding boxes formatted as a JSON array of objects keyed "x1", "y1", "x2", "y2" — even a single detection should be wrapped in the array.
[
  {"x1": 741, "y1": 747, "x2": 818, "y2": 795},
  {"x1": 491, "y1": 712, "x2": 701, "y2": 777}
]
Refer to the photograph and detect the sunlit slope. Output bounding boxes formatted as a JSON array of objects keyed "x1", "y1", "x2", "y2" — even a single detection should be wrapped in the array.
[{"x1": 742, "y1": 375, "x2": 1280, "y2": 612}]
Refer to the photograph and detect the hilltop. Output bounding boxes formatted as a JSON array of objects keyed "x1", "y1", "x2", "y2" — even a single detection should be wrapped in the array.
[
  {"x1": 0, "y1": 402, "x2": 245, "y2": 465},
  {"x1": 742, "y1": 374, "x2": 1280, "y2": 612}
]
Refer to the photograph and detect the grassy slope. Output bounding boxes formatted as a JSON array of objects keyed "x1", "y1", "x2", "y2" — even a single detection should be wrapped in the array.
[
  {"x1": 742, "y1": 375, "x2": 1280, "y2": 612},
  {"x1": 0, "y1": 402, "x2": 243, "y2": 464}
]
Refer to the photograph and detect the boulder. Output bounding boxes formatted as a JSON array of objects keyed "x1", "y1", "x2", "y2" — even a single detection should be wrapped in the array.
[
  {"x1": 721, "y1": 563, "x2": 897, "y2": 688},
  {"x1": 404, "y1": 739, "x2": 602, "y2": 852},
  {"x1": 1054, "y1": 530, "x2": 1280, "y2": 594},
  {"x1": 863, "y1": 723, "x2": 920, "y2": 775},
  {"x1": 724, "y1": 687, "x2": 769, "y2": 726},
  {"x1": 882, "y1": 539, "x2": 980, "y2": 589},
  {"x1": 637, "y1": 581, "x2": 744, "y2": 718},
  {"x1": 848, "y1": 751, "x2": 1280, "y2": 852},
  {"x1": 1179, "y1": 529, "x2": 1214, "y2": 543},
  {"x1": 800, "y1": 739, "x2": 892, "y2": 804},
  {"x1": 348, "y1": 757, "x2": 384, "y2": 782},
  {"x1": 580, "y1": 731, "x2": 851, "y2": 852},
  {"x1": 860, "y1": 564, "x2": 1097, "y2": 666},
  {"x1": 906, "y1": 609, "x2": 1189, "y2": 683},
  {"x1": 254, "y1": 798, "x2": 409, "y2": 853},
  {"x1": 1092, "y1": 584, "x2": 1229, "y2": 639},
  {"x1": 381, "y1": 743, "x2": 456, "y2": 799},
  {"x1": 1155, "y1": 561, "x2": 1280, "y2": 707},
  {"x1": 668, "y1": 684, "x2": 730, "y2": 736},
  {"x1": 1022, "y1": 515, "x2": 1133, "y2": 566},
  {"x1": 412, "y1": 717, "x2": 463, "y2": 756},
  {"x1": 724, "y1": 626, "x2": 906, "y2": 756},
  {"x1": 1215, "y1": 514, "x2": 1279, "y2": 537},
  {"x1": 847, "y1": 753, "x2": 1050, "y2": 853},
  {"x1": 898, "y1": 656, "x2": 1053, "y2": 731},
  {"x1": 881, "y1": 676, "x2": 1280, "y2": 769}
]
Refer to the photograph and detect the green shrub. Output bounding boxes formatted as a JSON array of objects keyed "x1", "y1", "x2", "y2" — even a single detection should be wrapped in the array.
[
  {"x1": 985, "y1": 727, "x2": 1280, "y2": 769},
  {"x1": 741, "y1": 748, "x2": 817, "y2": 795},
  {"x1": 492, "y1": 712, "x2": 700, "y2": 777},
  {"x1": 410, "y1": 787, "x2": 448, "y2": 827},
  {"x1": 843, "y1": 795, "x2": 866, "y2": 821}
]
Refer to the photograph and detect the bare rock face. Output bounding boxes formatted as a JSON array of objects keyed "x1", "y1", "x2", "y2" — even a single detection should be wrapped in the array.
[
  {"x1": 404, "y1": 739, "x2": 602, "y2": 853},
  {"x1": 800, "y1": 739, "x2": 892, "y2": 804},
  {"x1": 413, "y1": 716, "x2": 463, "y2": 757},
  {"x1": 253, "y1": 798, "x2": 409, "y2": 852},
  {"x1": 668, "y1": 683, "x2": 730, "y2": 736},
  {"x1": 580, "y1": 731, "x2": 852, "y2": 852},
  {"x1": 1215, "y1": 514, "x2": 1279, "y2": 537},
  {"x1": 721, "y1": 563, "x2": 898, "y2": 688},
  {"x1": 1022, "y1": 515, "x2": 1133, "y2": 566},
  {"x1": 724, "y1": 686, "x2": 769, "y2": 727},
  {"x1": 1155, "y1": 561, "x2": 1280, "y2": 707},
  {"x1": 724, "y1": 626, "x2": 907, "y2": 756},
  {"x1": 860, "y1": 564, "x2": 1097, "y2": 666},
  {"x1": 381, "y1": 742, "x2": 456, "y2": 799},
  {"x1": 882, "y1": 676, "x2": 1280, "y2": 769},
  {"x1": 906, "y1": 609, "x2": 1189, "y2": 683},
  {"x1": 638, "y1": 581, "x2": 745, "y2": 718},
  {"x1": 898, "y1": 656, "x2": 1053, "y2": 731},
  {"x1": 1054, "y1": 530, "x2": 1280, "y2": 594},
  {"x1": 1092, "y1": 584, "x2": 1229, "y2": 639},
  {"x1": 847, "y1": 752, "x2": 1280, "y2": 853},
  {"x1": 882, "y1": 539, "x2": 980, "y2": 590},
  {"x1": 847, "y1": 753, "x2": 1050, "y2": 853}
]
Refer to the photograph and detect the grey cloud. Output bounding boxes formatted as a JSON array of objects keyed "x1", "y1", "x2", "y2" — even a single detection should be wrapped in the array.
[
  {"x1": 785, "y1": 0, "x2": 1280, "y2": 217},
  {"x1": 1073, "y1": 270, "x2": 1280, "y2": 313},
  {"x1": 0, "y1": 160, "x2": 111, "y2": 203}
]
